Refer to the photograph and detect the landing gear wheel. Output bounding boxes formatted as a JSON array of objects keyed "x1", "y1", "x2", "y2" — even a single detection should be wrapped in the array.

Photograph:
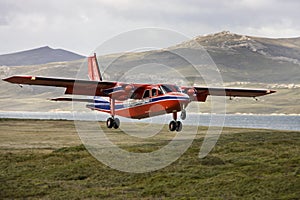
[
  {"x1": 180, "y1": 110, "x2": 186, "y2": 120},
  {"x1": 169, "y1": 120, "x2": 177, "y2": 132},
  {"x1": 176, "y1": 121, "x2": 182, "y2": 132},
  {"x1": 106, "y1": 117, "x2": 114, "y2": 129},
  {"x1": 113, "y1": 118, "x2": 120, "y2": 129}
]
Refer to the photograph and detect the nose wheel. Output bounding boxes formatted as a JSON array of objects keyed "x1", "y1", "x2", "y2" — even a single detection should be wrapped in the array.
[
  {"x1": 169, "y1": 112, "x2": 183, "y2": 132},
  {"x1": 180, "y1": 110, "x2": 186, "y2": 120}
]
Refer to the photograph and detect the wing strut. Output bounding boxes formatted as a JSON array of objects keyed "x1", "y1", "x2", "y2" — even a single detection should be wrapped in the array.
[{"x1": 110, "y1": 98, "x2": 115, "y2": 117}]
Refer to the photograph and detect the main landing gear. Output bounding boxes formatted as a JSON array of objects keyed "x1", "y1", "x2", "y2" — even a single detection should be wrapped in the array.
[
  {"x1": 106, "y1": 98, "x2": 120, "y2": 129},
  {"x1": 169, "y1": 112, "x2": 183, "y2": 132},
  {"x1": 106, "y1": 117, "x2": 120, "y2": 129}
]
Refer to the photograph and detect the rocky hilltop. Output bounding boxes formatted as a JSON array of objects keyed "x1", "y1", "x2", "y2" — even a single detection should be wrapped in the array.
[{"x1": 169, "y1": 31, "x2": 300, "y2": 83}]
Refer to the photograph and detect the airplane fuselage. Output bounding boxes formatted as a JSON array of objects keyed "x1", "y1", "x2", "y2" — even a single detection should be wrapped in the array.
[{"x1": 87, "y1": 92, "x2": 190, "y2": 119}]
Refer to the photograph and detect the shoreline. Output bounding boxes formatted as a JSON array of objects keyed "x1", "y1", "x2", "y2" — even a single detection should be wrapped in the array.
[
  {"x1": 0, "y1": 117, "x2": 299, "y2": 133},
  {"x1": 1, "y1": 110, "x2": 299, "y2": 119},
  {"x1": 0, "y1": 111, "x2": 299, "y2": 132}
]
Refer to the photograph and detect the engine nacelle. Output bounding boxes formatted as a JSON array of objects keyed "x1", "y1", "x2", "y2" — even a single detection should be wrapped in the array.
[
  {"x1": 124, "y1": 84, "x2": 133, "y2": 93},
  {"x1": 110, "y1": 84, "x2": 134, "y2": 101},
  {"x1": 187, "y1": 88, "x2": 195, "y2": 96}
]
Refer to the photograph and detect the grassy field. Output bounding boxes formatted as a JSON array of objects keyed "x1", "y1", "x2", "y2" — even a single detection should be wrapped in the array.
[{"x1": 0, "y1": 119, "x2": 299, "y2": 199}]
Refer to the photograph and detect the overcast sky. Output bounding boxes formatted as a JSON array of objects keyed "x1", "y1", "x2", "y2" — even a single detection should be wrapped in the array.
[{"x1": 1, "y1": 0, "x2": 300, "y2": 56}]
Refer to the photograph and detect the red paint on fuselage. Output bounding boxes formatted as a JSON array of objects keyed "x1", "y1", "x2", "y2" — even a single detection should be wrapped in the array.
[{"x1": 92, "y1": 93, "x2": 190, "y2": 119}]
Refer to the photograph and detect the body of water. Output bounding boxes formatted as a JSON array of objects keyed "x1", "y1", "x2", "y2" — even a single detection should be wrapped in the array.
[{"x1": 0, "y1": 111, "x2": 299, "y2": 131}]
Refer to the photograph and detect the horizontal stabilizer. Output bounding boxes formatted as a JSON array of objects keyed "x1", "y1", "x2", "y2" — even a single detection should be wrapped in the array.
[
  {"x1": 3, "y1": 75, "x2": 117, "y2": 96},
  {"x1": 51, "y1": 97, "x2": 95, "y2": 102}
]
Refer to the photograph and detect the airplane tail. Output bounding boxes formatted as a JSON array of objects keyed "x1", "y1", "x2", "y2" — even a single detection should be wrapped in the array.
[{"x1": 88, "y1": 53, "x2": 102, "y2": 81}]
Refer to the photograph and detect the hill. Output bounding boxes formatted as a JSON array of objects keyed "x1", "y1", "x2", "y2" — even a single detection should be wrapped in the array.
[
  {"x1": 0, "y1": 31, "x2": 299, "y2": 114},
  {"x1": 98, "y1": 31, "x2": 300, "y2": 84},
  {"x1": 0, "y1": 46, "x2": 85, "y2": 66},
  {"x1": 193, "y1": 31, "x2": 300, "y2": 83}
]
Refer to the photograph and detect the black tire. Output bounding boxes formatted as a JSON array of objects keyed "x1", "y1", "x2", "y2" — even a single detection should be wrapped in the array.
[
  {"x1": 113, "y1": 118, "x2": 120, "y2": 129},
  {"x1": 169, "y1": 120, "x2": 177, "y2": 132},
  {"x1": 176, "y1": 121, "x2": 182, "y2": 132},
  {"x1": 106, "y1": 117, "x2": 114, "y2": 128}
]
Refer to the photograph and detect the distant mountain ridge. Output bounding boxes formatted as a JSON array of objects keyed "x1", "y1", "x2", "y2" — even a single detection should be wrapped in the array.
[
  {"x1": 87, "y1": 31, "x2": 300, "y2": 84},
  {"x1": 0, "y1": 31, "x2": 299, "y2": 114},
  {"x1": 0, "y1": 46, "x2": 85, "y2": 66},
  {"x1": 158, "y1": 31, "x2": 300, "y2": 83}
]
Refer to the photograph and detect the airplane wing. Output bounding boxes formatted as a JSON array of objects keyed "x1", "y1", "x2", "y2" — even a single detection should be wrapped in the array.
[
  {"x1": 183, "y1": 86, "x2": 276, "y2": 102},
  {"x1": 3, "y1": 76, "x2": 276, "y2": 102},
  {"x1": 3, "y1": 75, "x2": 118, "y2": 97}
]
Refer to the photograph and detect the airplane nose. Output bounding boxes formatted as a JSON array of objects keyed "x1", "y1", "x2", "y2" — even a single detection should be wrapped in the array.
[
  {"x1": 177, "y1": 93, "x2": 191, "y2": 102},
  {"x1": 183, "y1": 93, "x2": 190, "y2": 100}
]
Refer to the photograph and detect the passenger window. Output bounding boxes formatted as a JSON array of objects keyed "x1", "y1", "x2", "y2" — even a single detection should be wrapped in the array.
[
  {"x1": 143, "y1": 90, "x2": 150, "y2": 98},
  {"x1": 152, "y1": 89, "x2": 157, "y2": 97}
]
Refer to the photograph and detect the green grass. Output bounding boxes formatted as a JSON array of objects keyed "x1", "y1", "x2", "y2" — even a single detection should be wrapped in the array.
[{"x1": 0, "y1": 120, "x2": 299, "y2": 199}]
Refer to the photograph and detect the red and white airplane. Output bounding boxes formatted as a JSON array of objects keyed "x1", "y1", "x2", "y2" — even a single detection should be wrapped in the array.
[{"x1": 3, "y1": 54, "x2": 276, "y2": 131}]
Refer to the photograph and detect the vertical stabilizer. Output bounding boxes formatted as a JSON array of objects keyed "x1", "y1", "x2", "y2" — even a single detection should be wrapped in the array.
[{"x1": 88, "y1": 53, "x2": 102, "y2": 81}]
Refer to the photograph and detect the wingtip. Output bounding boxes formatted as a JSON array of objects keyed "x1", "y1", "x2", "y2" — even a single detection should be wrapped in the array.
[
  {"x1": 2, "y1": 75, "x2": 33, "y2": 84},
  {"x1": 267, "y1": 90, "x2": 276, "y2": 94},
  {"x1": 2, "y1": 77, "x2": 11, "y2": 82}
]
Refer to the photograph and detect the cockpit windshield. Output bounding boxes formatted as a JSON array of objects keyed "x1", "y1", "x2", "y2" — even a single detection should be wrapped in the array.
[{"x1": 160, "y1": 84, "x2": 181, "y2": 93}]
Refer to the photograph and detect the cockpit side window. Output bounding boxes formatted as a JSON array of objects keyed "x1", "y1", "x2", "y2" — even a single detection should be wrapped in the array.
[{"x1": 157, "y1": 89, "x2": 163, "y2": 95}]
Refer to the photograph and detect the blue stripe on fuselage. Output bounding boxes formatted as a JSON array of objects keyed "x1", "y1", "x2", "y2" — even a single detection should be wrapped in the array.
[
  {"x1": 86, "y1": 95, "x2": 189, "y2": 111},
  {"x1": 93, "y1": 96, "x2": 109, "y2": 104}
]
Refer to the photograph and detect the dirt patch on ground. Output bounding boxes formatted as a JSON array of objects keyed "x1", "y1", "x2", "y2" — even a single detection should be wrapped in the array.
[
  {"x1": 0, "y1": 119, "x2": 80, "y2": 150},
  {"x1": 0, "y1": 118, "x2": 272, "y2": 151}
]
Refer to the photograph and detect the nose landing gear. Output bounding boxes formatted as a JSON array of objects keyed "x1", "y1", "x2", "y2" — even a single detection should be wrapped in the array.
[{"x1": 180, "y1": 110, "x2": 186, "y2": 120}]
